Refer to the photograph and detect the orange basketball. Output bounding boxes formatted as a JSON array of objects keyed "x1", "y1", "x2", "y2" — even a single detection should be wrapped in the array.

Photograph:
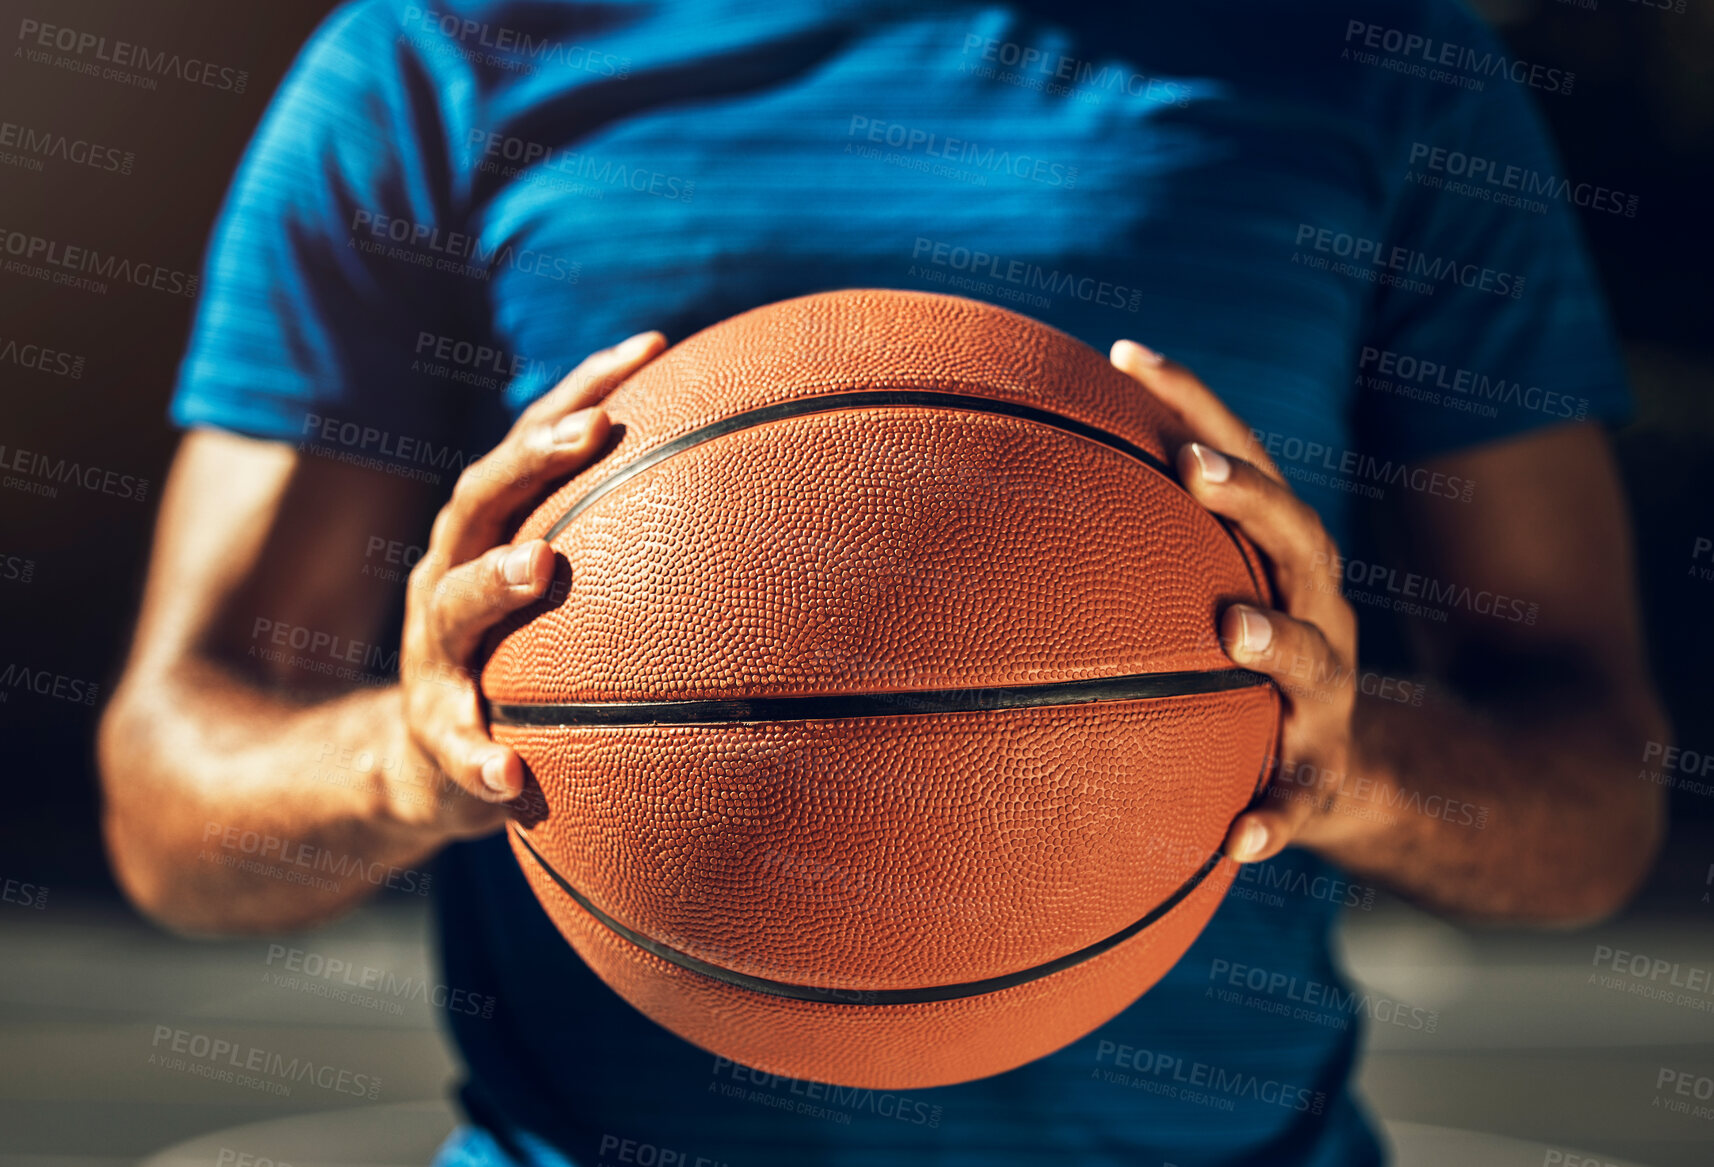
[{"x1": 480, "y1": 289, "x2": 1279, "y2": 1089}]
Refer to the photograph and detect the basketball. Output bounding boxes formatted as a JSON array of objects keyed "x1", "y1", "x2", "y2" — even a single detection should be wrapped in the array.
[{"x1": 480, "y1": 289, "x2": 1280, "y2": 1089}]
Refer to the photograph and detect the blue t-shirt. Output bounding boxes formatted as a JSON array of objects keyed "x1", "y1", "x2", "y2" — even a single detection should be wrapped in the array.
[{"x1": 171, "y1": 1, "x2": 1629, "y2": 1164}]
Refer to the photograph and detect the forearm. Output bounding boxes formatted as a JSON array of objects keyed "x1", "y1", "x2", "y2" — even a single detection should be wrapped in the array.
[
  {"x1": 99, "y1": 662, "x2": 446, "y2": 934},
  {"x1": 1304, "y1": 686, "x2": 1667, "y2": 925}
]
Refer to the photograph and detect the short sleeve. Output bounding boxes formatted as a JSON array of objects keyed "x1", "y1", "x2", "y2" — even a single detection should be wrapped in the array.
[
  {"x1": 1354, "y1": 3, "x2": 1630, "y2": 462},
  {"x1": 170, "y1": 1, "x2": 475, "y2": 458}
]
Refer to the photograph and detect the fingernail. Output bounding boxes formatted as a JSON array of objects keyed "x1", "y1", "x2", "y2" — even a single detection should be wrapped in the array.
[
  {"x1": 502, "y1": 543, "x2": 538, "y2": 586},
  {"x1": 1117, "y1": 339, "x2": 1165, "y2": 366},
  {"x1": 552, "y1": 409, "x2": 595, "y2": 446},
  {"x1": 617, "y1": 331, "x2": 657, "y2": 361},
  {"x1": 1233, "y1": 820, "x2": 1270, "y2": 861},
  {"x1": 1189, "y1": 442, "x2": 1230, "y2": 484},
  {"x1": 481, "y1": 753, "x2": 511, "y2": 796},
  {"x1": 1235, "y1": 605, "x2": 1274, "y2": 654}
]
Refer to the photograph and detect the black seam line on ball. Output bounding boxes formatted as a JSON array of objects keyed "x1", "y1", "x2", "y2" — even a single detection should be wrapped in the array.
[
  {"x1": 512, "y1": 825, "x2": 1225, "y2": 1006},
  {"x1": 489, "y1": 667, "x2": 1269, "y2": 727},
  {"x1": 542, "y1": 390, "x2": 1176, "y2": 543},
  {"x1": 542, "y1": 388, "x2": 1269, "y2": 609}
]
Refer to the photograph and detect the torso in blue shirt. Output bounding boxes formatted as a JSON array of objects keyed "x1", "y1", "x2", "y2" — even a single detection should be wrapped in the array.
[{"x1": 170, "y1": 1, "x2": 1629, "y2": 1163}]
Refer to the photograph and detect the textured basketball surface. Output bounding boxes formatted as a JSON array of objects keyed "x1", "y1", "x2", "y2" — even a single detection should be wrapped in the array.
[{"x1": 480, "y1": 289, "x2": 1279, "y2": 1089}]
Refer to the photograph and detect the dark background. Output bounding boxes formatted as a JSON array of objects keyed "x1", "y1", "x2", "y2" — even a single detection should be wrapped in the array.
[{"x1": 2, "y1": 0, "x2": 1711, "y2": 902}]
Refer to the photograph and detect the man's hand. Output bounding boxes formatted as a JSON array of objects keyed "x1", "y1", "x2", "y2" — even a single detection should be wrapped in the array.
[
  {"x1": 1110, "y1": 339, "x2": 1363, "y2": 867},
  {"x1": 397, "y1": 330, "x2": 666, "y2": 832},
  {"x1": 1109, "y1": 339, "x2": 1666, "y2": 924}
]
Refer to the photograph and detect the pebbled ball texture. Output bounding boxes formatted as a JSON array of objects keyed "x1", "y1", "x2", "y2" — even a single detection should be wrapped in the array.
[{"x1": 481, "y1": 290, "x2": 1279, "y2": 1089}]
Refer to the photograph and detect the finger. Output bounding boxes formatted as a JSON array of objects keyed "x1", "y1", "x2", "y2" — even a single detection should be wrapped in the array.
[
  {"x1": 1221, "y1": 603, "x2": 1354, "y2": 714},
  {"x1": 1110, "y1": 340, "x2": 1283, "y2": 482},
  {"x1": 1222, "y1": 802, "x2": 1311, "y2": 865},
  {"x1": 423, "y1": 540, "x2": 555, "y2": 662},
  {"x1": 427, "y1": 330, "x2": 665, "y2": 567},
  {"x1": 420, "y1": 683, "x2": 525, "y2": 803},
  {"x1": 1180, "y1": 443, "x2": 1355, "y2": 652},
  {"x1": 431, "y1": 407, "x2": 612, "y2": 566},
  {"x1": 518, "y1": 330, "x2": 667, "y2": 425}
]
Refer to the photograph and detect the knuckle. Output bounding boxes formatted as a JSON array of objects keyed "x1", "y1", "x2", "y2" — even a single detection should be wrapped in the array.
[
  {"x1": 478, "y1": 545, "x2": 514, "y2": 589},
  {"x1": 1292, "y1": 496, "x2": 1328, "y2": 541},
  {"x1": 511, "y1": 427, "x2": 556, "y2": 478},
  {"x1": 451, "y1": 462, "x2": 488, "y2": 507},
  {"x1": 567, "y1": 350, "x2": 614, "y2": 388}
]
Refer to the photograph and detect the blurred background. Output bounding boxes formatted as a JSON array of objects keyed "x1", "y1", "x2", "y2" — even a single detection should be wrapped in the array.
[{"x1": 1, "y1": 0, "x2": 1711, "y2": 1164}]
